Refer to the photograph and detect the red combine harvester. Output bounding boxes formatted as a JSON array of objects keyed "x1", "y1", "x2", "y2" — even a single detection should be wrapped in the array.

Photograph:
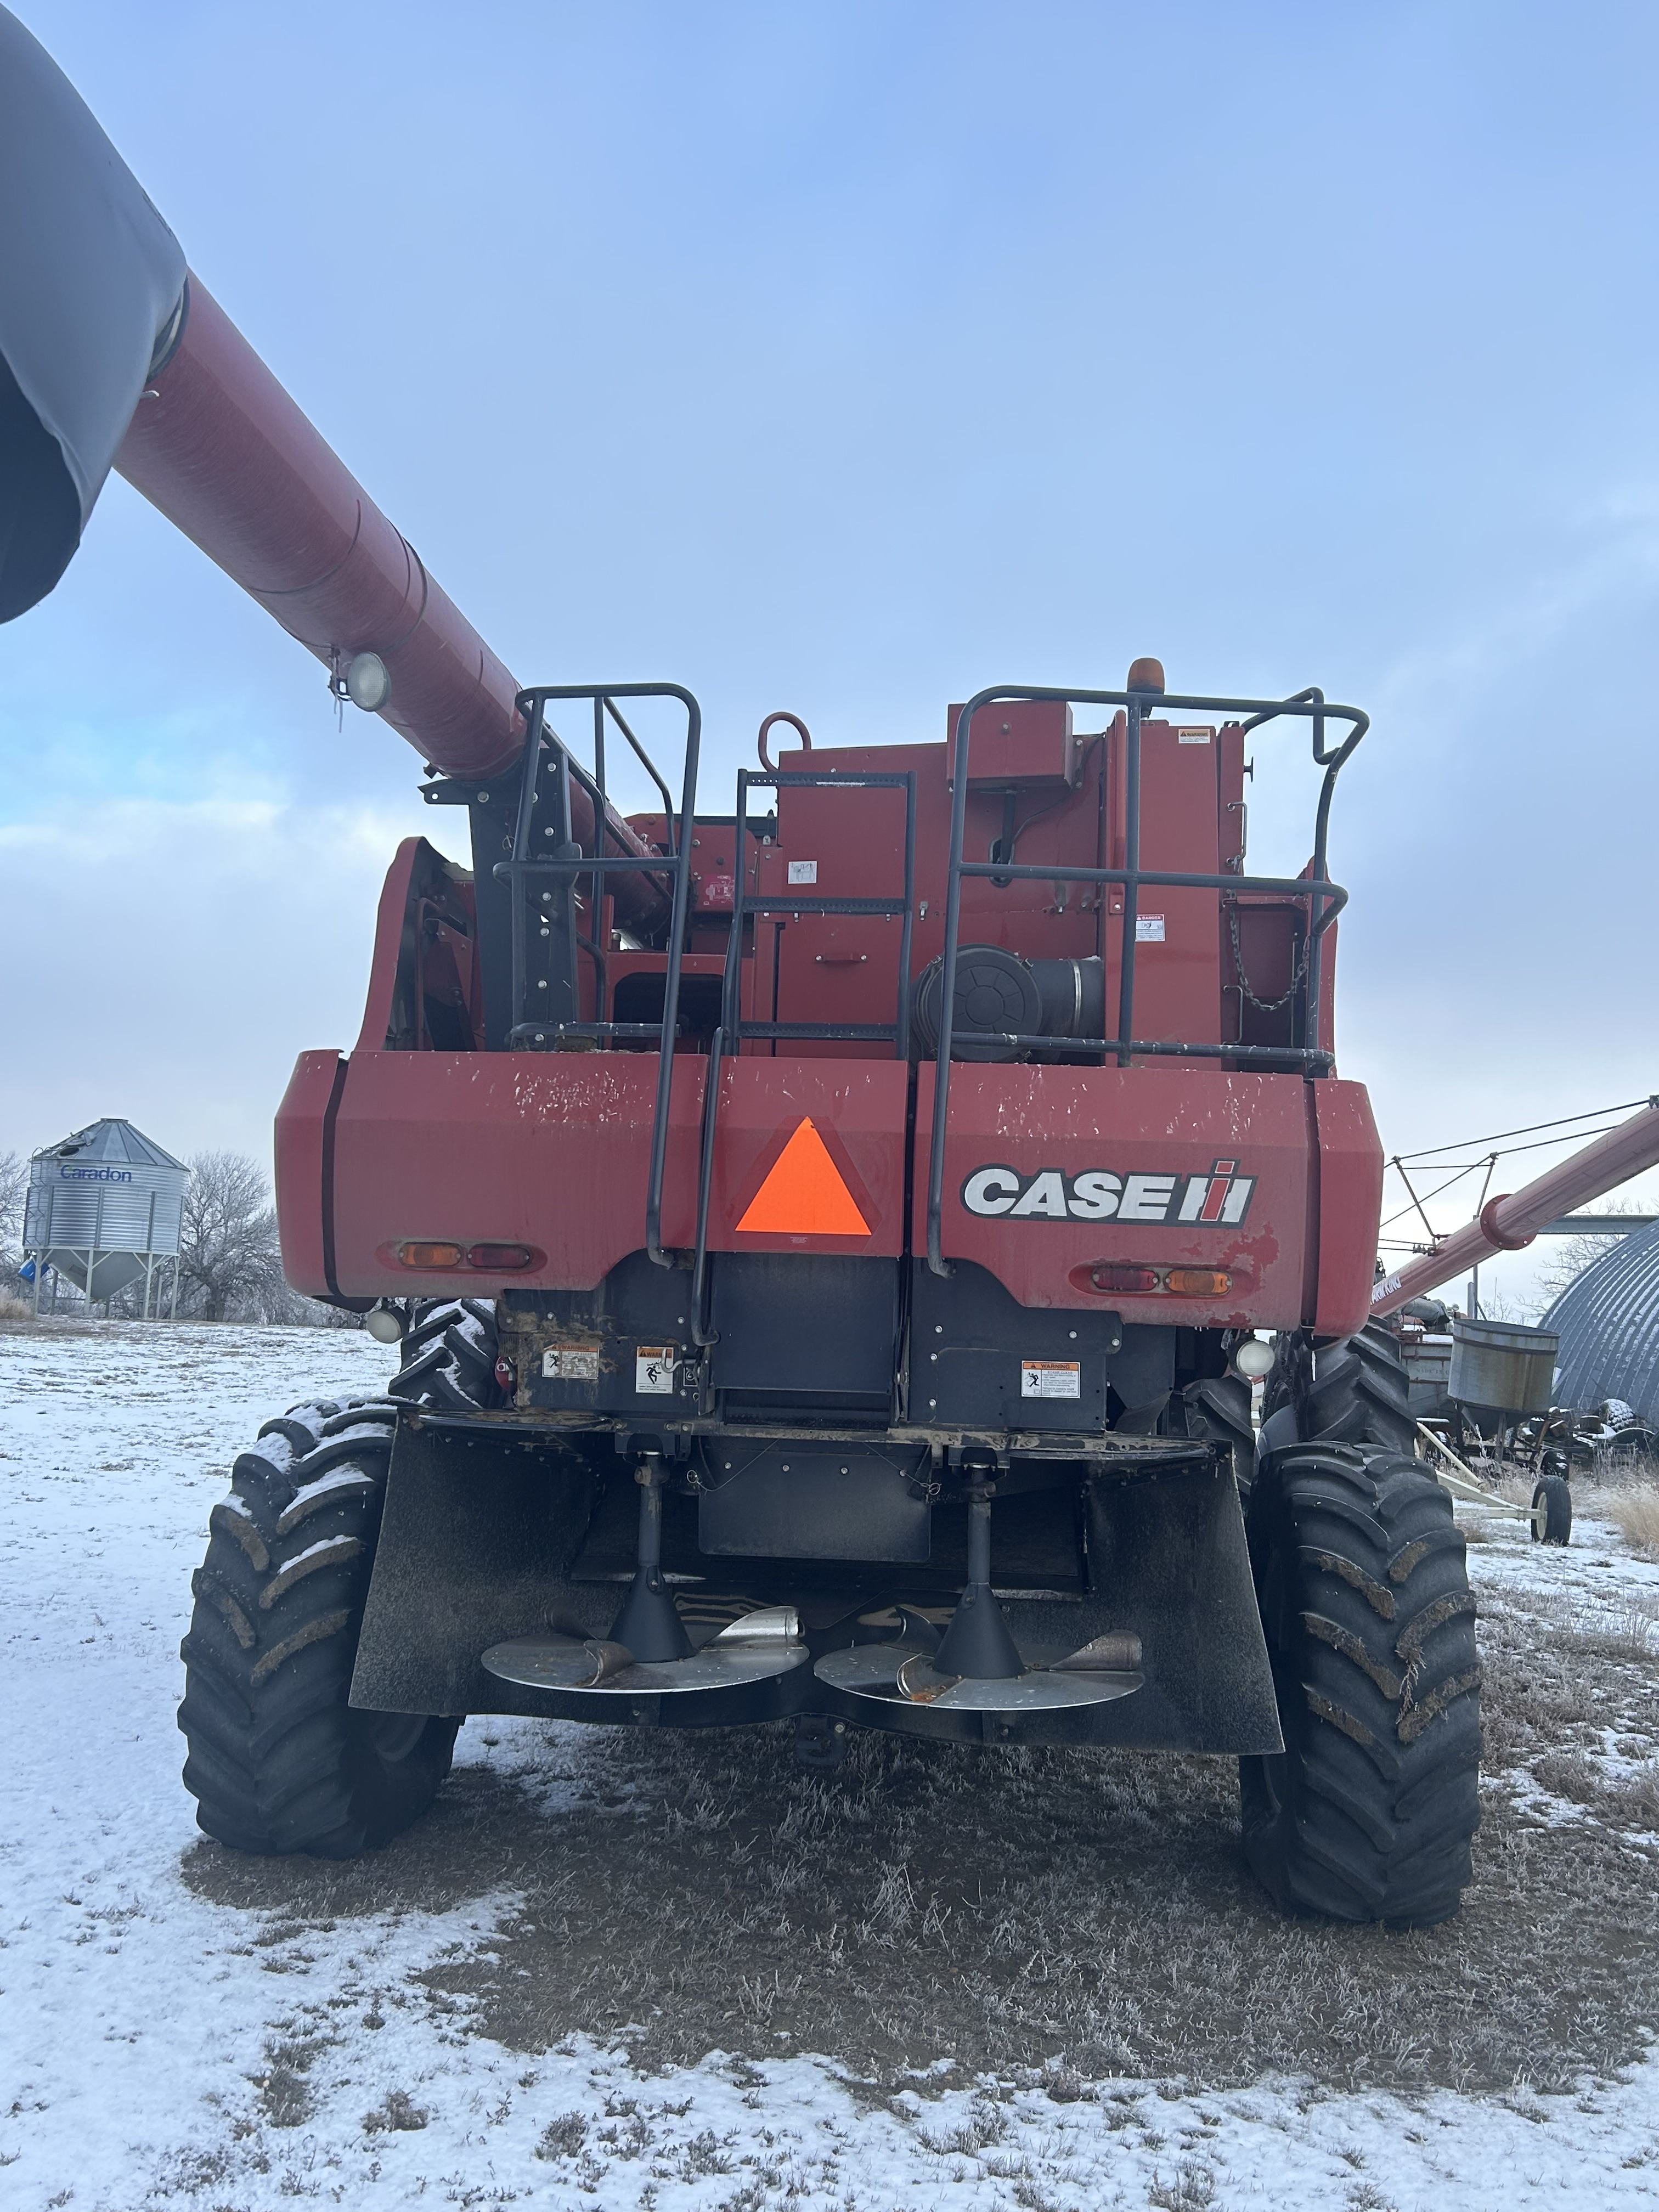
[{"x1": 1, "y1": 10, "x2": 1481, "y2": 1926}]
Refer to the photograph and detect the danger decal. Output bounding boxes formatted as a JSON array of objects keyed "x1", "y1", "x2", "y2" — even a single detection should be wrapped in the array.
[{"x1": 961, "y1": 1159, "x2": 1255, "y2": 1227}]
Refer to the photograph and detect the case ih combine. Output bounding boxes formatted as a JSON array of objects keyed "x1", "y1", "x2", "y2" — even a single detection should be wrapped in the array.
[{"x1": 4, "y1": 9, "x2": 1488, "y2": 1927}]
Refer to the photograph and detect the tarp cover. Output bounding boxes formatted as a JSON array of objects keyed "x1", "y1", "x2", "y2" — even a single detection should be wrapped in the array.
[{"x1": 0, "y1": 5, "x2": 185, "y2": 619}]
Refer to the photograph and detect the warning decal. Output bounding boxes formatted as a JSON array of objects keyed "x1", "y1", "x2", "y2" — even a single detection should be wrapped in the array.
[
  {"x1": 1022, "y1": 1360, "x2": 1081, "y2": 1400},
  {"x1": 735, "y1": 1117, "x2": 871, "y2": 1237},
  {"x1": 635, "y1": 1346, "x2": 678, "y2": 1396}
]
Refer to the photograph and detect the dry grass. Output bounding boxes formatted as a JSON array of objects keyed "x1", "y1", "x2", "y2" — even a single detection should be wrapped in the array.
[
  {"x1": 1606, "y1": 1485, "x2": 1659, "y2": 1561},
  {"x1": 0, "y1": 1293, "x2": 37, "y2": 1322},
  {"x1": 184, "y1": 1565, "x2": 1659, "y2": 2100}
]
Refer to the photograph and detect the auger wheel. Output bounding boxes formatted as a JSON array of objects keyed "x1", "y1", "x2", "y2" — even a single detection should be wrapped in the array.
[{"x1": 179, "y1": 1394, "x2": 460, "y2": 1857}]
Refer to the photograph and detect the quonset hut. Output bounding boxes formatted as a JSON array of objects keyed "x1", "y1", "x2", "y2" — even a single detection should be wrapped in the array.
[
  {"x1": 24, "y1": 1119, "x2": 187, "y2": 1316},
  {"x1": 1540, "y1": 1218, "x2": 1659, "y2": 1422}
]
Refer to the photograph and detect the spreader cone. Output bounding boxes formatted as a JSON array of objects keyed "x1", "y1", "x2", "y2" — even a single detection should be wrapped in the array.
[
  {"x1": 607, "y1": 1570, "x2": 692, "y2": 1663},
  {"x1": 933, "y1": 1581, "x2": 1025, "y2": 1681}
]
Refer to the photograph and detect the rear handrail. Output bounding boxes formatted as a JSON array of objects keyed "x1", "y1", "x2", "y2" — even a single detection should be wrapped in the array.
[
  {"x1": 925, "y1": 682, "x2": 1367, "y2": 1275},
  {"x1": 688, "y1": 766, "x2": 917, "y2": 1342},
  {"x1": 497, "y1": 684, "x2": 702, "y2": 1266}
]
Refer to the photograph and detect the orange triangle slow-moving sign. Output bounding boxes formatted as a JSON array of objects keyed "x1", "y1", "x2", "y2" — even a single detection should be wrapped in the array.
[{"x1": 735, "y1": 1117, "x2": 871, "y2": 1236}]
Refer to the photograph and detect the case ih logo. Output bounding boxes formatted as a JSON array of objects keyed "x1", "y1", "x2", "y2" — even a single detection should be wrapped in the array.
[{"x1": 961, "y1": 1159, "x2": 1255, "y2": 1226}]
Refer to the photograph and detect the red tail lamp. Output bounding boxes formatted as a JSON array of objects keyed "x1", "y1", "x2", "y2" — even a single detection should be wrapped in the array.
[
  {"x1": 1088, "y1": 1263, "x2": 1160, "y2": 1294},
  {"x1": 467, "y1": 1243, "x2": 537, "y2": 1271},
  {"x1": 1167, "y1": 1268, "x2": 1232, "y2": 1296}
]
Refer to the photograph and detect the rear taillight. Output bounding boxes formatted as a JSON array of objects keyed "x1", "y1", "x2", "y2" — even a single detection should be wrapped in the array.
[
  {"x1": 394, "y1": 1239, "x2": 542, "y2": 1272},
  {"x1": 467, "y1": 1243, "x2": 535, "y2": 1270},
  {"x1": 398, "y1": 1241, "x2": 464, "y2": 1269},
  {"x1": 1089, "y1": 1263, "x2": 1160, "y2": 1294},
  {"x1": 1167, "y1": 1268, "x2": 1232, "y2": 1296}
]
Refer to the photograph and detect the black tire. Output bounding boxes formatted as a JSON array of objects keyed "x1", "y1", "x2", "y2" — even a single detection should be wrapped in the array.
[
  {"x1": 1183, "y1": 1373, "x2": 1257, "y2": 1495},
  {"x1": 1240, "y1": 1443, "x2": 1481, "y2": 1927},
  {"x1": 178, "y1": 1397, "x2": 460, "y2": 1857},
  {"x1": 1531, "y1": 1472, "x2": 1572, "y2": 1546},
  {"x1": 389, "y1": 1297, "x2": 503, "y2": 1412},
  {"x1": 1264, "y1": 1320, "x2": 1416, "y2": 1457}
]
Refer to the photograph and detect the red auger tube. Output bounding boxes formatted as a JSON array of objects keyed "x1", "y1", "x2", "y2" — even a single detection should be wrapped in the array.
[
  {"x1": 115, "y1": 279, "x2": 668, "y2": 929},
  {"x1": 1370, "y1": 1099, "x2": 1659, "y2": 1318}
]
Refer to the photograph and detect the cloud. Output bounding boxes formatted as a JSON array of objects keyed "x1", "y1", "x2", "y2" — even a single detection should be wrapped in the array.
[{"x1": 0, "y1": 791, "x2": 464, "y2": 1170}]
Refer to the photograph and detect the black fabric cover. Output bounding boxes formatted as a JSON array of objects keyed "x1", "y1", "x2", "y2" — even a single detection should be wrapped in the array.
[{"x1": 0, "y1": 5, "x2": 185, "y2": 619}]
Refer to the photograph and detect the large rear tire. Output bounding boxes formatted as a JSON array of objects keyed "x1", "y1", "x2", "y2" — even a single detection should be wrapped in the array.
[
  {"x1": 178, "y1": 1397, "x2": 459, "y2": 1857},
  {"x1": 1265, "y1": 1319, "x2": 1416, "y2": 1456},
  {"x1": 1182, "y1": 1372, "x2": 1257, "y2": 1496},
  {"x1": 389, "y1": 1297, "x2": 503, "y2": 1412},
  {"x1": 1240, "y1": 1443, "x2": 1481, "y2": 1926}
]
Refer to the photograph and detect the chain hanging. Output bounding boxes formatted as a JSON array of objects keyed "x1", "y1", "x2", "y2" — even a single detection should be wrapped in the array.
[{"x1": 1227, "y1": 900, "x2": 1310, "y2": 1013}]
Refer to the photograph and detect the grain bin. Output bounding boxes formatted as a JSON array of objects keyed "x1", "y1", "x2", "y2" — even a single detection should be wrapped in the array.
[{"x1": 23, "y1": 1119, "x2": 187, "y2": 1313}]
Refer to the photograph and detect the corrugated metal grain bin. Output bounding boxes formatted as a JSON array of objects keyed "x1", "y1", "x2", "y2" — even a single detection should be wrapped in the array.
[
  {"x1": 24, "y1": 1119, "x2": 187, "y2": 1304},
  {"x1": 1542, "y1": 1218, "x2": 1659, "y2": 1422}
]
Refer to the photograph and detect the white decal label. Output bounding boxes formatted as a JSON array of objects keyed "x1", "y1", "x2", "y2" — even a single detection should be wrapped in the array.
[
  {"x1": 787, "y1": 860, "x2": 818, "y2": 884},
  {"x1": 543, "y1": 1346, "x2": 600, "y2": 1382},
  {"x1": 635, "y1": 1345, "x2": 678, "y2": 1396},
  {"x1": 962, "y1": 1160, "x2": 1255, "y2": 1228},
  {"x1": 1177, "y1": 727, "x2": 1212, "y2": 746},
  {"x1": 1119, "y1": 1173, "x2": 1180, "y2": 1223},
  {"x1": 1023, "y1": 1360, "x2": 1081, "y2": 1400},
  {"x1": 1135, "y1": 914, "x2": 1165, "y2": 942}
]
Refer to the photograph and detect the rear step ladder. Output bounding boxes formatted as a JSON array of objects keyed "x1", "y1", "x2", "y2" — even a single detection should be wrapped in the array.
[{"x1": 688, "y1": 765, "x2": 917, "y2": 1342}]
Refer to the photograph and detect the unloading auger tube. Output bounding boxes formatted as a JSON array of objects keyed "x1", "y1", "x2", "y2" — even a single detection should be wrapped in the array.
[
  {"x1": 1370, "y1": 1099, "x2": 1659, "y2": 1319},
  {"x1": 0, "y1": 4, "x2": 667, "y2": 935}
]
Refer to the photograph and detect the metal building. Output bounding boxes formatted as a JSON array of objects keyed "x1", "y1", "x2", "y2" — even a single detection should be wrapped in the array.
[
  {"x1": 24, "y1": 1119, "x2": 188, "y2": 1316},
  {"x1": 1539, "y1": 1217, "x2": 1659, "y2": 1421}
]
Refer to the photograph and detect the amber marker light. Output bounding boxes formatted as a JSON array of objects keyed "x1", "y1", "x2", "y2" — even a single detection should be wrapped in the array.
[
  {"x1": 1167, "y1": 1268, "x2": 1232, "y2": 1296},
  {"x1": 397, "y1": 1241, "x2": 465, "y2": 1268}
]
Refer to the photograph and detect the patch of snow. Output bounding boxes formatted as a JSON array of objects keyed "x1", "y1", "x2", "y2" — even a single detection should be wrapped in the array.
[{"x1": 3, "y1": 1324, "x2": 1657, "y2": 2208}]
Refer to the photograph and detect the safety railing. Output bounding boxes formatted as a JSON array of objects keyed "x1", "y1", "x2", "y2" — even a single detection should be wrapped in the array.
[
  {"x1": 924, "y1": 681, "x2": 1367, "y2": 1274},
  {"x1": 495, "y1": 684, "x2": 702, "y2": 1265}
]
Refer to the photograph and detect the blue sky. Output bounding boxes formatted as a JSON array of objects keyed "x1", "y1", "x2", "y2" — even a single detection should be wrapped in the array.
[{"x1": 3, "y1": 0, "x2": 1657, "y2": 1311}]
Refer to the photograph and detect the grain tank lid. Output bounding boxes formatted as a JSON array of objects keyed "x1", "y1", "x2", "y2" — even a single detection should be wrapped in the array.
[
  {"x1": 34, "y1": 1118, "x2": 187, "y2": 1174},
  {"x1": 0, "y1": 5, "x2": 188, "y2": 622}
]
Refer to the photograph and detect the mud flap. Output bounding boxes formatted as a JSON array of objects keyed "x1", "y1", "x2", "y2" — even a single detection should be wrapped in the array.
[
  {"x1": 351, "y1": 1415, "x2": 612, "y2": 1718},
  {"x1": 1071, "y1": 1462, "x2": 1281, "y2": 1754}
]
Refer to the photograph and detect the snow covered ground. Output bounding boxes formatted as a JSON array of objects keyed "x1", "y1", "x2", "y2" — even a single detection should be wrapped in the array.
[{"x1": 3, "y1": 1323, "x2": 1657, "y2": 2210}]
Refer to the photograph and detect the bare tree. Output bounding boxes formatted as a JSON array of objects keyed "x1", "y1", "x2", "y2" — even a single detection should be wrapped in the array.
[
  {"x1": 1536, "y1": 1200, "x2": 1651, "y2": 1313},
  {"x1": 176, "y1": 1150, "x2": 286, "y2": 1322},
  {"x1": 0, "y1": 1148, "x2": 26, "y2": 1269},
  {"x1": 0, "y1": 1148, "x2": 30, "y2": 1306}
]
